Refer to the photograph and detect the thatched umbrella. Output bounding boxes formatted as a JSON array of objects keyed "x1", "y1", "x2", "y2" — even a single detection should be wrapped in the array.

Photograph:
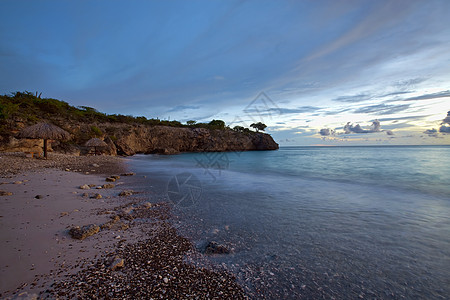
[
  {"x1": 18, "y1": 122, "x2": 71, "y2": 158},
  {"x1": 85, "y1": 138, "x2": 108, "y2": 155}
]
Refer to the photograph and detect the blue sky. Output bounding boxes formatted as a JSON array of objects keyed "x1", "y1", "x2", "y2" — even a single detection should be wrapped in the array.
[{"x1": 1, "y1": 0, "x2": 449, "y2": 145}]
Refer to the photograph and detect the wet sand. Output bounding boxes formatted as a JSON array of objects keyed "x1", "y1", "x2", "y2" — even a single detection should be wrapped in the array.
[{"x1": 0, "y1": 153, "x2": 245, "y2": 299}]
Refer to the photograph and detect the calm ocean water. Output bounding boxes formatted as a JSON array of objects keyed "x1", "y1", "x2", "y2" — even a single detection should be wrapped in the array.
[{"x1": 127, "y1": 146, "x2": 450, "y2": 299}]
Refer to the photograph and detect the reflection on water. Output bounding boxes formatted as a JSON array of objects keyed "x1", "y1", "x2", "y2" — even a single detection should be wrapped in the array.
[{"x1": 128, "y1": 146, "x2": 450, "y2": 299}]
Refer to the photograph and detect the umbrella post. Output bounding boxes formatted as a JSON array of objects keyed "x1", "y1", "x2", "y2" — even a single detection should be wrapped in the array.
[{"x1": 43, "y1": 139, "x2": 48, "y2": 159}]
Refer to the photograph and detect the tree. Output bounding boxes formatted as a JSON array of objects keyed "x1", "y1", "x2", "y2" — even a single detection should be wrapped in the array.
[
  {"x1": 208, "y1": 119, "x2": 225, "y2": 130},
  {"x1": 250, "y1": 122, "x2": 267, "y2": 132},
  {"x1": 233, "y1": 125, "x2": 245, "y2": 132},
  {"x1": 186, "y1": 120, "x2": 197, "y2": 126}
]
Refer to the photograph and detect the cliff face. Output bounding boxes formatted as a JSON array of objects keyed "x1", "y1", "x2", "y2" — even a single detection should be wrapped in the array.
[
  {"x1": 113, "y1": 126, "x2": 278, "y2": 155},
  {"x1": 0, "y1": 122, "x2": 279, "y2": 156}
]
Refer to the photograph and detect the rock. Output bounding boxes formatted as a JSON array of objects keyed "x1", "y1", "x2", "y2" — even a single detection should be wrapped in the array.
[
  {"x1": 119, "y1": 190, "x2": 134, "y2": 197},
  {"x1": 102, "y1": 183, "x2": 115, "y2": 189},
  {"x1": 142, "y1": 202, "x2": 152, "y2": 209},
  {"x1": 92, "y1": 163, "x2": 100, "y2": 167},
  {"x1": 105, "y1": 177, "x2": 116, "y2": 182},
  {"x1": 14, "y1": 181, "x2": 23, "y2": 184},
  {"x1": 88, "y1": 184, "x2": 97, "y2": 188},
  {"x1": 11, "y1": 292, "x2": 38, "y2": 300},
  {"x1": 60, "y1": 212, "x2": 69, "y2": 217},
  {"x1": 109, "y1": 257, "x2": 124, "y2": 271},
  {"x1": 0, "y1": 190, "x2": 13, "y2": 196},
  {"x1": 69, "y1": 224, "x2": 100, "y2": 240},
  {"x1": 34, "y1": 195, "x2": 43, "y2": 199},
  {"x1": 110, "y1": 175, "x2": 120, "y2": 179},
  {"x1": 204, "y1": 241, "x2": 231, "y2": 254},
  {"x1": 95, "y1": 186, "x2": 102, "y2": 189},
  {"x1": 100, "y1": 215, "x2": 120, "y2": 229},
  {"x1": 163, "y1": 277, "x2": 169, "y2": 284},
  {"x1": 81, "y1": 192, "x2": 89, "y2": 198},
  {"x1": 79, "y1": 184, "x2": 90, "y2": 190},
  {"x1": 91, "y1": 193, "x2": 102, "y2": 199},
  {"x1": 65, "y1": 168, "x2": 70, "y2": 172},
  {"x1": 121, "y1": 172, "x2": 135, "y2": 176}
]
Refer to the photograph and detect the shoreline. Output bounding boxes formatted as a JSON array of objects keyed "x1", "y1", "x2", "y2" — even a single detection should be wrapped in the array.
[{"x1": 0, "y1": 153, "x2": 245, "y2": 299}]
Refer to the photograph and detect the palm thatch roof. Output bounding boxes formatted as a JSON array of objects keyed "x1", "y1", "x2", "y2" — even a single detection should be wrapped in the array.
[
  {"x1": 85, "y1": 138, "x2": 108, "y2": 147},
  {"x1": 18, "y1": 122, "x2": 71, "y2": 140}
]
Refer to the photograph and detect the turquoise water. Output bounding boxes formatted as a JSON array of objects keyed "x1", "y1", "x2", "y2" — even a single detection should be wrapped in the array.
[{"x1": 127, "y1": 146, "x2": 450, "y2": 299}]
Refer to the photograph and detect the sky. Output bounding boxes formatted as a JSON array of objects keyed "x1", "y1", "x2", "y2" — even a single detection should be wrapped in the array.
[{"x1": 1, "y1": 0, "x2": 449, "y2": 146}]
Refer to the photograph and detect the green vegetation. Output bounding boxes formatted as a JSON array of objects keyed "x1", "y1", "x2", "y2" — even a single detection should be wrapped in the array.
[
  {"x1": 90, "y1": 125, "x2": 103, "y2": 137},
  {"x1": 0, "y1": 91, "x2": 263, "y2": 134},
  {"x1": 250, "y1": 122, "x2": 267, "y2": 132}
]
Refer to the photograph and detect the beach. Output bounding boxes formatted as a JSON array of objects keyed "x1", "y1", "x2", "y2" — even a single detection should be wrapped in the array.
[{"x1": 0, "y1": 153, "x2": 245, "y2": 299}]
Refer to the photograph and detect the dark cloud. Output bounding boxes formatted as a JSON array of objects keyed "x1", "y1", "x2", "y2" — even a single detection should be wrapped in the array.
[
  {"x1": 439, "y1": 125, "x2": 450, "y2": 133},
  {"x1": 322, "y1": 108, "x2": 352, "y2": 115},
  {"x1": 442, "y1": 111, "x2": 450, "y2": 125},
  {"x1": 404, "y1": 90, "x2": 450, "y2": 101},
  {"x1": 377, "y1": 115, "x2": 428, "y2": 122},
  {"x1": 319, "y1": 128, "x2": 334, "y2": 136},
  {"x1": 354, "y1": 103, "x2": 410, "y2": 115},
  {"x1": 344, "y1": 120, "x2": 381, "y2": 134},
  {"x1": 333, "y1": 93, "x2": 372, "y2": 103},
  {"x1": 393, "y1": 78, "x2": 427, "y2": 89},
  {"x1": 424, "y1": 128, "x2": 438, "y2": 137},
  {"x1": 167, "y1": 105, "x2": 200, "y2": 112}
]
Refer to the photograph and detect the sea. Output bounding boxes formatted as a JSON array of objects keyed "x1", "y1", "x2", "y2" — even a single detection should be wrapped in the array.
[{"x1": 125, "y1": 145, "x2": 450, "y2": 299}]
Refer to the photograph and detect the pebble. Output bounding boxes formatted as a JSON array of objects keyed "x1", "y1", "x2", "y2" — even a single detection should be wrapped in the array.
[
  {"x1": 79, "y1": 184, "x2": 90, "y2": 190},
  {"x1": 34, "y1": 195, "x2": 44, "y2": 199},
  {"x1": 14, "y1": 181, "x2": 23, "y2": 184},
  {"x1": 163, "y1": 277, "x2": 169, "y2": 284},
  {"x1": 92, "y1": 163, "x2": 100, "y2": 167},
  {"x1": 119, "y1": 190, "x2": 134, "y2": 197},
  {"x1": 106, "y1": 177, "x2": 116, "y2": 182},
  {"x1": 0, "y1": 190, "x2": 13, "y2": 196},
  {"x1": 91, "y1": 193, "x2": 102, "y2": 199}
]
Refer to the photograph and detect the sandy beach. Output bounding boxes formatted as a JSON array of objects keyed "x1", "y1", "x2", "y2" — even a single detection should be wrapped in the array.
[{"x1": 0, "y1": 153, "x2": 245, "y2": 299}]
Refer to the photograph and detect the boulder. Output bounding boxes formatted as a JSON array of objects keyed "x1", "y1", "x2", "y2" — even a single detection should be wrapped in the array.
[
  {"x1": 105, "y1": 177, "x2": 116, "y2": 182},
  {"x1": 102, "y1": 183, "x2": 115, "y2": 189},
  {"x1": 79, "y1": 184, "x2": 90, "y2": 190}
]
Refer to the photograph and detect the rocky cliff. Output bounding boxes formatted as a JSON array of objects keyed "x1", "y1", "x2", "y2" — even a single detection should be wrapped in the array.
[{"x1": 0, "y1": 122, "x2": 278, "y2": 156}]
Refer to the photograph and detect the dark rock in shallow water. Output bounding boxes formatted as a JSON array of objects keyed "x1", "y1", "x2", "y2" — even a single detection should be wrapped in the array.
[
  {"x1": 69, "y1": 224, "x2": 100, "y2": 240},
  {"x1": 203, "y1": 241, "x2": 231, "y2": 254},
  {"x1": 34, "y1": 194, "x2": 43, "y2": 199}
]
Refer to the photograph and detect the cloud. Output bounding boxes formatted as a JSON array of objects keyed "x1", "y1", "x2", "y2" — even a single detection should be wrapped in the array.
[
  {"x1": 442, "y1": 111, "x2": 450, "y2": 125},
  {"x1": 167, "y1": 105, "x2": 200, "y2": 112},
  {"x1": 424, "y1": 128, "x2": 438, "y2": 136},
  {"x1": 354, "y1": 103, "x2": 410, "y2": 115},
  {"x1": 344, "y1": 120, "x2": 381, "y2": 134},
  {"x1": 333, "y1": 93, "x2": 372, "y2": 103},
  {"x1": 244, "y1": 106, "x2": 321, "y2": 116},
  {"x1": 319, "y1": 128, "x2": 334, "y2": 136},
  {"x1": 439, "y1": 125, "x2": 450, "y2": 133},
  {"x1": 404, "y1": 90, "x2": 450, "y2": 101},
  {"x1": 377, "y1": 115, "x2": 428, "y2": 122}
]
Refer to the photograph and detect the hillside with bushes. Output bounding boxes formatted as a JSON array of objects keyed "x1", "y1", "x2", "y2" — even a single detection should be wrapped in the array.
[{"x1": 0, "y1": 91, "x2": 278, "y2": 155}]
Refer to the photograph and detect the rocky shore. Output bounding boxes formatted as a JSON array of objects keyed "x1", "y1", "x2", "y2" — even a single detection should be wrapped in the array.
[{"x1": 0, "y1": 153, "x2": 246, "y2": 299}]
